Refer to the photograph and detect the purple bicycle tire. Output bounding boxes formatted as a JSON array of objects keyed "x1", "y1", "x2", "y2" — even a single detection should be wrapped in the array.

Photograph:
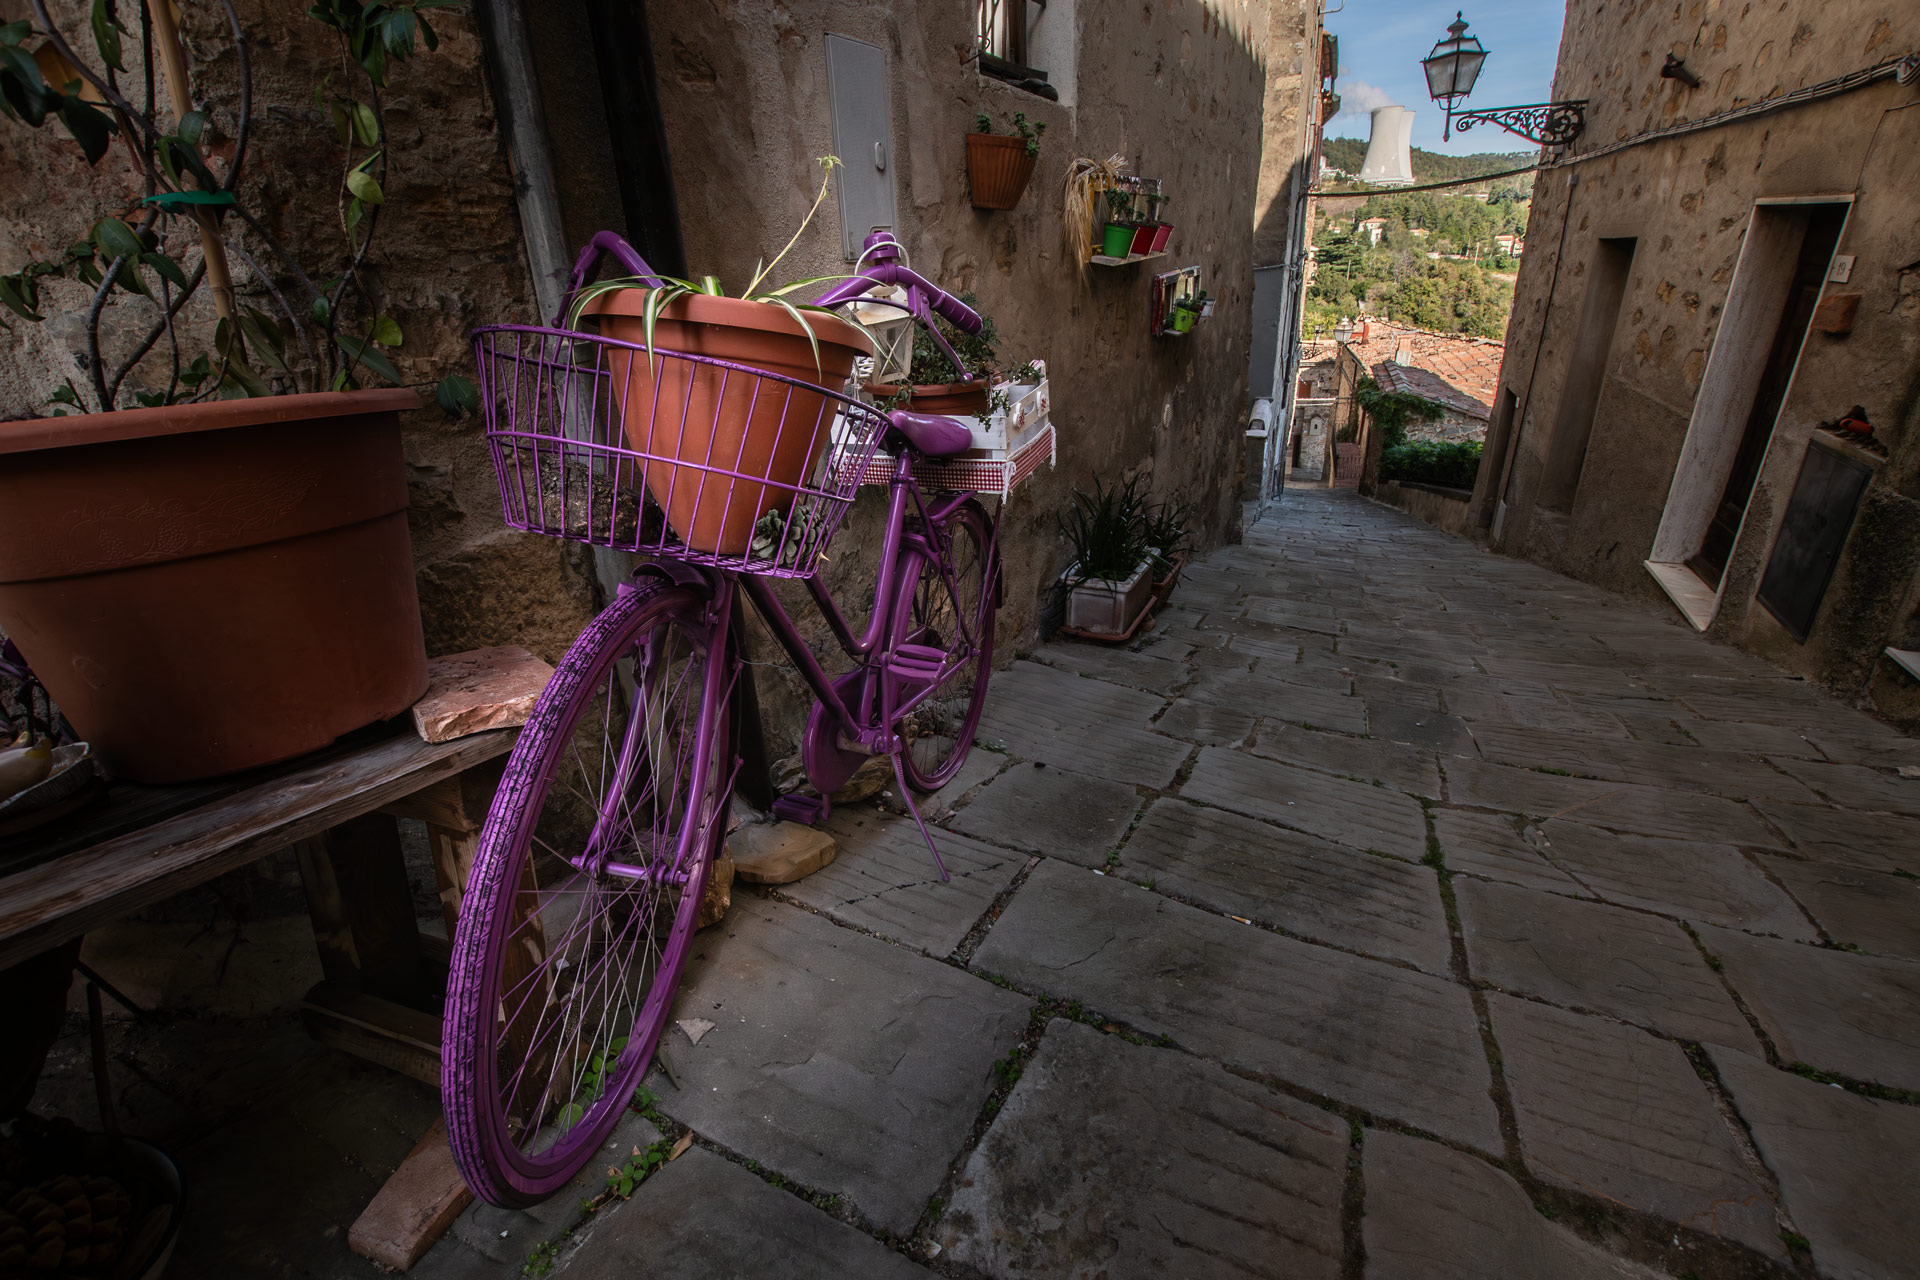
[
  {"x1": 897, "y1": 500, "x2": 997, "y2": 793},
  {"x1": 441, "y1": 580, "x2": 729, "y2": 1207}
]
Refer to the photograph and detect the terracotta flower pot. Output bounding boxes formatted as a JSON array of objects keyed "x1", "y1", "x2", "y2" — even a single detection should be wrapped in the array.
[
  {"x1": 582, "y1": 290, "x2": 872, "y2": 557},
  {"x1": 965, "y1": 133, "x2": 1038, "y2": 210},
  {"x1": 860, "y1": 378, "x2": 992, "y2": 417},
  {"x1": 0, "y1": 390, "x2": 429, "y2": 784}
]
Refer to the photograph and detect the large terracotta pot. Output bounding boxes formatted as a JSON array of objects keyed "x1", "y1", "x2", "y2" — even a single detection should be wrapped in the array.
[
  {"x1": 582, "y1": 290, "x2": 871, "y2": 557},
  {"x1": 965, "y1": 133, "x2": 1038, "y2": 210},
  {"x1": 0, "y1": 389, "x2": 428, "y2": 784}
]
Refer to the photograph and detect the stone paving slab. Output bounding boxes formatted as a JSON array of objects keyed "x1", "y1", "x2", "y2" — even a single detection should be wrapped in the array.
[
  {"x1": 976, "y1": 661, "x2": 1186, "y2": 786},
  {"x1": 1183, "y1": 667, "x2": 1369, "y2": 733},
  {"x1": 1758, "y1": 855, "x2": 1920, "y2": 959},
  {"x1": 1796, "y1": 727, "x2": 1920, "y2": 771},
  {"x1": 414, "y1": 1112, "x2": 663, "y2": 1274},
  {"x1": 1350, "y1": 673, "x2": 1444, "y2": 710},
  {"x1": 766, "y1": 809, "x2": 1023, "y2": 957},
  {"x1": 1442, "y1": 758, "x2": 1637, "y2": 817},
  {"x1": 1768, "y1": 757, "x2": 1920, "y2": 816},
  {"x1": 1362, "y1": 1131, "x2": 1664, "y2": 1280},
  {"x1": 1430, "y1": 810, "x2": 1582, "y2": 892},
  {"x1": 1455, "y1": 879, "x2": 1754, "y2": 1044},
  {"x1": 647, "y1": 896, "x2": 1031, "y2": 1233},
  {"x1": 1029, "y1": 640, "x2": 1190, "y2": 695},
  {"x1": 1534, "y1": 821, "x2": 1813, "y2": 938},
  {"x1": 1696, "y1": 925, "x2": 1920, "y2": 1090},
  {"x1": 877, "y1": 744, "x2": 1007, "y2": 823},
  {"x1": 1444, "y1": 690, "x2": 1631, "y2": 737},
  {"x1": 1183, "y1": 746, "x2": 1429, "y2": 858},
  {"x1": 562, "y1": 1148, "x2": 931, "y2": 1279},
  {"x1": 1365, "y1": 703, "x2": 1478, "y2": 755},
  {"x1": 1148, "y1": 696, "x2": 1258, "y2": 745},
  {"x1": 1707, "y1": 1045, "x2": 1920, "y2": 1280},
  {"x1": 1546, "y1": 784, "x2": 1784, "y2": 847},
  {"x1": 1683, "y1": 718, "x2": 1823, "y2": 759},
  {"x1": 1486, "y1": 995, "x2": 1779, "y2": 1256},
  {"x1": 1749, "y1": 801, "x2": 1920, "y2": 874},
  {"x1": 1122, "y1": 799, "x2": 1453, "y2": 974},
  {"x1": 971, "y1": 860, "x2": 1501, "y2": 1150},
  {"x1": 947, "y1": 761, "x2": 1143, "y2": 867},
  {"x1": 1250, "y1": 722, "x2": 1442, "y2": 798},
  {"x1": 937, "y1": 1021, "x2": 1346, "y2": 1279},
  {"x1": 1468, "y1": 723, "x2": 1819, "y2": 803}
]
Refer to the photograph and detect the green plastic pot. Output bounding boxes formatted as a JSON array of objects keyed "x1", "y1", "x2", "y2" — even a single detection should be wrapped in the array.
[
  {"x1": 1101, "y1": 223, "x2": 1134, "y2": 258},
  {"x1": 1171, "y1": 306, "x2": 1197, "y2": 334}
]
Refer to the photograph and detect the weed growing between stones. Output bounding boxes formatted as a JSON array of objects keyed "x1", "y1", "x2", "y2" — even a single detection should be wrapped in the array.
[
  {"x1": 601, "y1": 1138, "x2": 675, "y2": 1201},
  {"x1": 1785, "y1": 1060, "x2": 1920, "y2": 1106},
  {"x1": 521, "y1": 1237, "x2": 564, "y2": 1276}
]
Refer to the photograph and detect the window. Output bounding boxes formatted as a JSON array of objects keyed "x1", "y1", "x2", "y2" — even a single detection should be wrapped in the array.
[
  {"x1": 1538, "y1": 237, "x2": 1636, "y2": 512},
  {"x1": 977, "y1": 1, "x2": 1060, "y2": 99}
]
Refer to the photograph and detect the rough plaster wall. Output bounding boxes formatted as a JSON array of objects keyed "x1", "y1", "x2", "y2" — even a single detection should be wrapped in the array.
[
  {"x1": 1489, "y1": 0, "x2": 1920, "y2": 715},
  {"x1": 1252, "y1": 0, "x2": 1315, "y2": 265},
  {"x1": 0, "y1": 3, "x2": 599, "y2": 665},
  {"x1": 642, "y1": 0, "x2": 1277, "y2": 761}
]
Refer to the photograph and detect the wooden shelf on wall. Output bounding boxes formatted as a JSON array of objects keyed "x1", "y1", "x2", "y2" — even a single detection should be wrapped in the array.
[{"x1": 1090, "y1": 250, "x2": 1168, "y2": 267}]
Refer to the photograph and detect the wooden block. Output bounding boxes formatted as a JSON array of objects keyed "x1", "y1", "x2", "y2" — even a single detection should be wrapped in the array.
[
  {"x1": 727, "y1": 821, "x2": 837, "y2": 884},
  {"x1": 348, "y1": 1117, "x2": 474, "y2": 1272},
  {"x1": 379, "y1": 756, "x2": 507, "y2": 833},
  {"x1": 301, "y1": 981, "x2": 442, "y2": 1087},
  {"x1": 698, "y1": 855, "x2": 734, "y2": 929},
  {"x1": 412, "y1": 646, "x2": 554, "y2": 744}
]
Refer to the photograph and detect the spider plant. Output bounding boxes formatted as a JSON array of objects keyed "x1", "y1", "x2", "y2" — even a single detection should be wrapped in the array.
[
  {"x1": 1142, "y1": 499, "x2": 1191, "y2": 575},
  {"x1": 1059, "y1": 474, "x2": 1152, "y2": 584},
  {"x1": 565, "y1": 155, "x2": 855, "y2": 375}
]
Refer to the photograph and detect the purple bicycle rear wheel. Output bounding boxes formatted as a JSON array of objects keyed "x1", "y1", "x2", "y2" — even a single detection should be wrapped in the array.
[
  {"x1": 898, "y1": 501, "x2": 997, "y2": 792},
  {"x1": 442, "y1": 580, "x2": 730, "y2": 1207}
]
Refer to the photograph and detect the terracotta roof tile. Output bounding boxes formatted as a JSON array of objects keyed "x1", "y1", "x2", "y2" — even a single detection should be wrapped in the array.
[{"x1": 1338, "y1": 321, "x2": 1505, "y2": 414}]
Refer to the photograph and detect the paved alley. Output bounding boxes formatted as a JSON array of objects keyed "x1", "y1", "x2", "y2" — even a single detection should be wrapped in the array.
[{"x1": 145, "y1": 488, "x2": 1920, "y2": 1279}]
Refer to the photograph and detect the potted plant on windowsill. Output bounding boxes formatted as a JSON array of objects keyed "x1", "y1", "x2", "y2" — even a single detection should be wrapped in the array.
[
  {"x1": 966, "y1": 110, "x2": 1047, "y2": 210},
  {"x1": 1058, "y1": 475, "x2": 1155, "y2": 636},
  {"x1": 0, "y1": 3, "x2": 475, "y2": 784},
  {"x1": 862, "y1": 289, "x2": 1000, "y2": 417}
]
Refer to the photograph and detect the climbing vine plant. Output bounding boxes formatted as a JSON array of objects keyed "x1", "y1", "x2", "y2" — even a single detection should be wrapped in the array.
[{"x1": 0, "y1": 0, "x2": 478, "y2": 416}]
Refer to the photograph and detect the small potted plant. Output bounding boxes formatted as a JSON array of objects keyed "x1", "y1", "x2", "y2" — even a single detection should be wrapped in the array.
[
  {"x1": 1058, "y1": 475, "x2": 1156, "y2": 636},
  {"x1": 1169, "y1": 296, "x2": 1200, "y2": 334},
  {"x1": 0, "y1": 3, "x2": 477, "y2": 784},
  {"x1": 862, "y1": 289, "x2": 999, "y2": 417},
  {"x1": 1101, "y1": 188, "x2": 1136, "y2": 259},
  {"x1": 1143, "y1": 500, "x2": 1191, "y2": 608},
  {"x1": 966, "y1": 110, "x2": 1047, "y2": 210}
]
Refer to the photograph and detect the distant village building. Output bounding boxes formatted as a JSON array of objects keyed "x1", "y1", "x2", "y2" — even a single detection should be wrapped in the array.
[
  {"x1": 1493, "y1": 232, "x2": 1524, "y2": 256},
  {"x1": 1359, "y1": 217, "x2": 1387, "y2": 245}
]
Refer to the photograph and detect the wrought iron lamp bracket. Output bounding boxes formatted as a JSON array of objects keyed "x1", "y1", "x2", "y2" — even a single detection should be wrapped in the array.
[{"x1": 1449, "y1": 100, "x2": 1587, "y2": 146}]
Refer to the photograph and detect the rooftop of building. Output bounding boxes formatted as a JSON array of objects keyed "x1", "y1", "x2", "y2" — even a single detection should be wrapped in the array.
[{"x1": 1336, "y1": 320, "x2": 1506, "y2": 419}]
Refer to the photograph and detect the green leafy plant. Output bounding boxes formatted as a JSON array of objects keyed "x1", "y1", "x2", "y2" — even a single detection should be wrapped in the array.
[
  {"x1": 1141, "y1": 499, "x2": 1191, "y2": 574},
  {"x1": 1059, "y1": 474, "x2": 1152, "y2": 583},
  {"x1": 899, "y1": 288, "x2": 1000, "y2": 389},
  {"x1": 972, "y1": 109, "x2": 1047, "y2": 157},
  {"x1": 1379, "y1": 439, "x2": 1483, "y2": 490},
  {"x1": 566, "y1": 156, "x2": 852, "y2": 376},
  {"x1": 0, "y1": 2, "x2": 476, "y2": 415},
  {"x1": 1355, "y1": 376, "x2": 1445, "y2": 450},
  {"x1": 603, "y1": 1138, "x2": 675, "y2": 1200}
]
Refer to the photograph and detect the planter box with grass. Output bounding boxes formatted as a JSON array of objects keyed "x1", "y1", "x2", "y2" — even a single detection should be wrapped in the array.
[{"x1": 1063, "y1": 558, "x2": 1155, "y2": 635}]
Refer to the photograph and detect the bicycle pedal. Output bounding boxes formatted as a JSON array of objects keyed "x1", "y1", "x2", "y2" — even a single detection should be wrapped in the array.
[
  {"x1": 884, "y1": 644, "x2": 947, "y2": 682},
  {"x1": 772, "y1": 792, "x2": 831, "y2": 825}
]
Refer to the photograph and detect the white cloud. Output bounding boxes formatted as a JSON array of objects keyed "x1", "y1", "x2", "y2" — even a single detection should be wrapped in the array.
[{"x1": 1334, "y1": 79, "x2": 1398, "y2": 120}]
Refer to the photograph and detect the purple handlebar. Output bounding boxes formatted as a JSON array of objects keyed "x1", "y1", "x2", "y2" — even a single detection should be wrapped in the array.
[{"x1": 557, "y1": 230, "x2": 983, "y2": 380}]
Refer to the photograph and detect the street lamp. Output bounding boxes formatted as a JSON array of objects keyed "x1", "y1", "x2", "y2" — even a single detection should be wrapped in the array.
[{"x1": 1421, "y1": 11, "x2": 1586, "y2": 146}]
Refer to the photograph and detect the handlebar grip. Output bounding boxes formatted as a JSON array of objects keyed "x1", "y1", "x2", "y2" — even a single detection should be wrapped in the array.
[{"x1": 924, "y1": 286, "x2": 983, "y2": 336}]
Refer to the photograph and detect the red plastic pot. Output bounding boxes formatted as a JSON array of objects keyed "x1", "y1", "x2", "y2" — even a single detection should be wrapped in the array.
[{"x1": 0, "y1": 389, "x2": 429, "y2": 783}]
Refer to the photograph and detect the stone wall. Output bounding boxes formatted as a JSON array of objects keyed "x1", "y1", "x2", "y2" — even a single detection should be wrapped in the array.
[
  {"x1": 1473, "y1": 1, "x2": 1920, "y2": 723},
  {"x1": 0, "y1": 2, "x2": 600, "y2": 666},
  {"x1": 1372, "y1": 480, "x2": 1474, "y2": 538}
]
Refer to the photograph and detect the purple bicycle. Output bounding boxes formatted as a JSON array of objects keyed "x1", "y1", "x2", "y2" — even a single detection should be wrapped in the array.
[{"x1": 442, "y1": 231, "x2": 1007, "y2": 1206}]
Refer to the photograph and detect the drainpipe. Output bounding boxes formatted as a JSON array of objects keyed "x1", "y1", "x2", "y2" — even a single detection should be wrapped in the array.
[
  {"x1": 473, "y1": 0, "x2": 629, "y2": 612},
  {"x1": 473, "y1": 0, "x2": 571, "y2": 325}
]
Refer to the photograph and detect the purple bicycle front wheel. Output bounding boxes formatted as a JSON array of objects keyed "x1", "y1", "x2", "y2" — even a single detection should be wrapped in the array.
[
  {"x1": 442, "y1": 580, "x2": 730, "y2": 1207},
  {"x1": 898, "y1": 500, "x2": 997, "y2": 792}
]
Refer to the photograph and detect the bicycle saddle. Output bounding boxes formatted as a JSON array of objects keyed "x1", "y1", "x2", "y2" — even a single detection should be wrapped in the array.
[{"x1": 885, "y1": 410, "x2": 972, "y2": 458}]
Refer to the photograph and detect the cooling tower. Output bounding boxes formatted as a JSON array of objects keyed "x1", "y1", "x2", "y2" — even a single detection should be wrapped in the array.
[{"x1": 1359, "y1": 106, "x2": 1415, "y2": 186}]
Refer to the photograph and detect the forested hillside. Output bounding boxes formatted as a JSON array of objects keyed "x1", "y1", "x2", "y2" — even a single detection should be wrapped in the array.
[
  {"x1": 1321, "y1": 137, "x2": 1536, "y2": 185},
  {"x1": 1305, "y1": 189, "x2": 1528, "y2": 340}
]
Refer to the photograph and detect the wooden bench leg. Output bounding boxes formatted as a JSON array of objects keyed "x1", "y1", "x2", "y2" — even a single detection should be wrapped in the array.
[{"x1": 295, "y1": 812, "x2": 428, "y2": 1008}]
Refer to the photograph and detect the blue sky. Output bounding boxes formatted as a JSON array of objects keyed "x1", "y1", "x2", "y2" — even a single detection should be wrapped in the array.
[{"x1": 1323, "y1": 1, "x2": 1567, "y2": 155}]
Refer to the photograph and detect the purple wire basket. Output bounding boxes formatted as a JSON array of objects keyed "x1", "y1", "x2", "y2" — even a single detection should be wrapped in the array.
[{"x1": 473, "y1": 324, "x2": 889, "y2": 579}]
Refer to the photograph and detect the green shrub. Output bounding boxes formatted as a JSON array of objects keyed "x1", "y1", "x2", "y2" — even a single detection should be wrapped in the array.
[{"x1": 1380, "y1": 440, "x2": 1484, "y2": 491}]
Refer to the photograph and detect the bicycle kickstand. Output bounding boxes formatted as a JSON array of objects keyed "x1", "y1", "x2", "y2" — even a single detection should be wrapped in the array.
[{"x1": 890, "y1": 751, "x2": 951, "y2": 883}]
